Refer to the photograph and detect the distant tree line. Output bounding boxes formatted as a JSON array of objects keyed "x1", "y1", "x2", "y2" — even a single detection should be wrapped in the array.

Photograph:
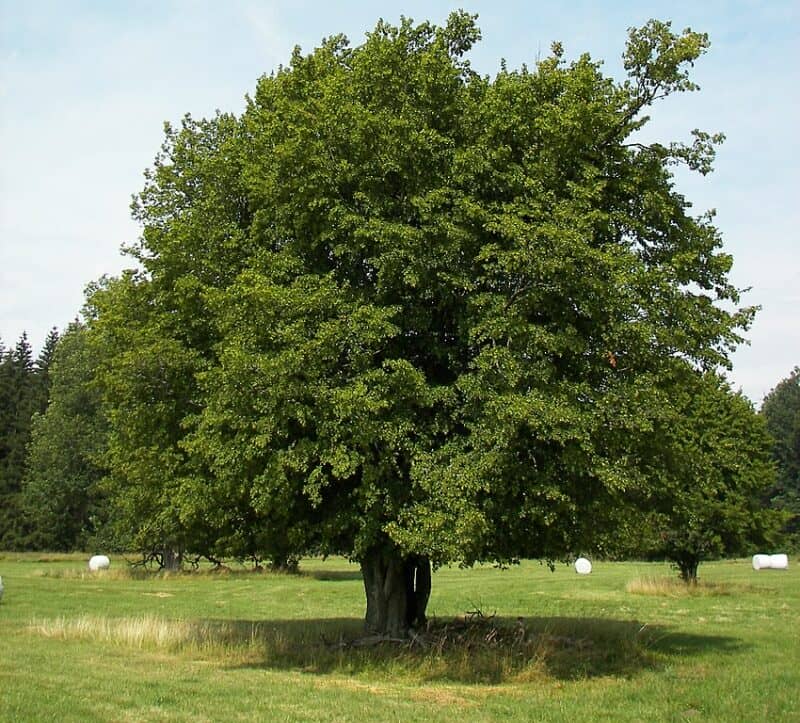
[
  {"x1": 762, "y1": 368, "x2": 800, "y2": 545},
  {"x1": 0, "y1": 328, "x2": 60, "y2": 548}
]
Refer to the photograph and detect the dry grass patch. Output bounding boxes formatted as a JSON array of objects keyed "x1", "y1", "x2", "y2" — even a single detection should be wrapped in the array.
[
  {"x1": 32, "y1": 615, "x2": 196, "y2": 649},
  {"x1": 409, "y1": 686, "x2": 477, "y2": 708},
  {"x1": 0, "y1": 552, "x2": 87, "y2": 563},
  {"x1": 625, "y1": 576, "x2": 743, "y2": 597},
  {"x1": 33, "y1": 562, "x2": 297, "y2": 581},
  {"x1": 28, "y1": 615, "x2": 283, "y2": 658},
  {"x1": 34, "y1": 567, "x2": 148, "y2": 580}
]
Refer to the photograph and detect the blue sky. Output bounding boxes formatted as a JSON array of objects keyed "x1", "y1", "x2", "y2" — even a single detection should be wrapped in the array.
[{"x1": 1, "y1": 1, "x2": 798, "y2": 403}]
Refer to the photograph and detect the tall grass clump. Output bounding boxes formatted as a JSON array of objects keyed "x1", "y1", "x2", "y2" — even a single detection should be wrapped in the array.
[
  {"x1": 625, "y1": 575, "x2": 739, "y2": 596},
  {"x1": 29, "y1": 615, "x2": 292, "y2": 658},
  {"x1": 35, "y1": 567, "x2": 149, "y2": 581}
]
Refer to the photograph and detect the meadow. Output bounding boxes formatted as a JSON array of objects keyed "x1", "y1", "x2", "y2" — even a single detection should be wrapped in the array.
[{"x1": 0, "y1": 553, "x2": 797, "y2": 722}]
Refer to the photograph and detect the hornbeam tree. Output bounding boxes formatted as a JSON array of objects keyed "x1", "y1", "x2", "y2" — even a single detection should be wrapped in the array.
[{"x1": 93, "y1": 14, "x2": 753, "y2": 635}]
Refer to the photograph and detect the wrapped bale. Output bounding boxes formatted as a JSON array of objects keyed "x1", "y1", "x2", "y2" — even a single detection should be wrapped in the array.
[
  {"x1": 752, "y1": 553, "x2": 789, "y2": 570},
  {"x1": 769, "y1": 554, "x2": 789, "y2": 570},
  {"x1": 88, "y1": 555, "x2": 110, "y2": 571},
  {"x1": 574, "y1": 557, "x2": 592, "y2": 575}
]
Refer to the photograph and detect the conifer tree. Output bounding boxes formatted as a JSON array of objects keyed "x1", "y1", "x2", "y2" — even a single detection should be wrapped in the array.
[
  {"x1": 23, "y1": 324, "x2": 107, "y2": 551},
  {"x1": 0, "y1": 333, "x2": 36, "y2": 548},
  {"x1": 32, "y1": 327, "x2": 60, "y2": 414}
]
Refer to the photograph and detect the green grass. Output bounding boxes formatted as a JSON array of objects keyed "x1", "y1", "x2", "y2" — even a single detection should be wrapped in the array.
[{"x1": 1, "y1": 554, "x2": 798, "y2": 721}]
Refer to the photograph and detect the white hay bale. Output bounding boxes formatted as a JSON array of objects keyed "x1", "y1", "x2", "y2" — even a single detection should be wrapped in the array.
[
  {"x1": 0, "y1": 575, "x2": 4, "y2": 602},
  {"x1": 769, "y1": 553, "x2": 789, "y2": 570},
  {"x1": 753, "y1": 553, "x2": 789, "y2": 570},
  {"x1": 574, "y1": 557, "x2": 592, "y2": 575},
  {"x1": 88, "y1": 555, "x2": 110, "y2": 571}
]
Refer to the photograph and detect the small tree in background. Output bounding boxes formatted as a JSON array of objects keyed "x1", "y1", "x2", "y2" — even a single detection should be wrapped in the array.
[{"x1": 646, "y1": 372, "x2": 783, "y2": 583}]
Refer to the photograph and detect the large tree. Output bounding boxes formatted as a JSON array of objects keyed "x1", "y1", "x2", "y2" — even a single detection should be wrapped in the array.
[{"x1": 92, "y1": 15, "x2": 752, "y2": 634}]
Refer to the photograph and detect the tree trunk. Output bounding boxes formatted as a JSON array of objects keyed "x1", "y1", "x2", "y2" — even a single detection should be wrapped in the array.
[
  {"x1": 361, "y1": 547, "x2": 431, "y2": 637},
  {"x1": 269, "y1": 555, "x2": 299, "y2": 573},
  {"x1": 162, "y1": 546, "x2": 182, "y2": 572},
  {"x1": 405, "y1": 554, "x2": 431, "y2": 629},
  {"x1": 678, "y1": 557, "x2": 699, "y2": 585}
]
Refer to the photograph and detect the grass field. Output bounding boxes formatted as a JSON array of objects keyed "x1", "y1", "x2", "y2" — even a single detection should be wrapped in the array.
[{"x1": 1, "y1": 554, "x2": 798, "y2": 722}]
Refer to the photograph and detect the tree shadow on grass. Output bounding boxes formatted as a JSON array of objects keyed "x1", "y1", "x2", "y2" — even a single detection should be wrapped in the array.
[
  {"x1": 510, "y1": 616, "x2": 744, "y2": 681},
  {"x1": 188, "y1": 615, "x2": 745, "y2": 684},
  {"x1": 301, "y1": 569, "x2": 363, "y2": 582}
]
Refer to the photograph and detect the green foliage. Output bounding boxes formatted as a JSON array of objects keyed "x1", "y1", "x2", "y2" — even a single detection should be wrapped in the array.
[
  {"x1": 21, "y1": 323, "x2": 108, "y2": 551},
  {"x1": 87, "y1": 273, "x2": 206, "y2": 560},
  {"x1": 87, "y1": 15, "x2": 753, "y2": 624},
  {"x1": 628, "y1": 372, "x2": 782, "y2": 582},
  {"x1": 761, "y1": 367, "x2": 800, "y2": 542}
]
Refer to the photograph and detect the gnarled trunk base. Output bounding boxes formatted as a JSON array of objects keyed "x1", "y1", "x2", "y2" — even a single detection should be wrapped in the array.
[
  {"x1": 162, "y1": 547, "x2": 183, "y2": 572},
  {"x1": 361, "y1": 548, "x2": 431, "y2": 637}
]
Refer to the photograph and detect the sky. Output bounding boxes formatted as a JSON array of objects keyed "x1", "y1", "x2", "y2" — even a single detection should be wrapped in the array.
[{"x1": 1, "y1": 0, "x2": 797, "y2": 404}]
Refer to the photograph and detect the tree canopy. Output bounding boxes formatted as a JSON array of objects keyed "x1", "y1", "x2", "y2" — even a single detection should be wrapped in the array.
[
  {"x1": 640, "y1": 371, "x2": 779, "y2": 582},
  {"x1": 88, "y1": 14, "x2": 757, "y2": 634}
]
